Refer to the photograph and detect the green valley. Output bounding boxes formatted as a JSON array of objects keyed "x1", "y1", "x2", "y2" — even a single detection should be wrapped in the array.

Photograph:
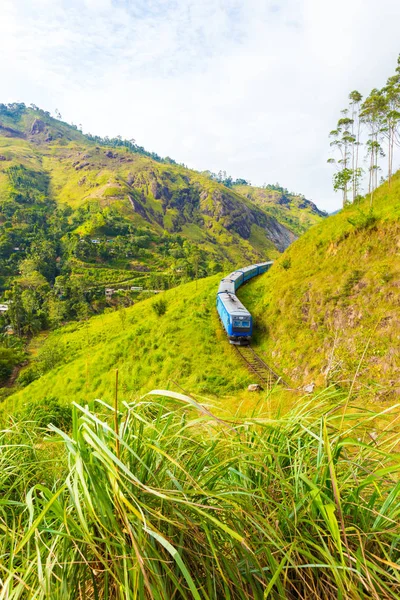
[{"x1": 0, "y1": 103, "x2": 323, "y2": 354}]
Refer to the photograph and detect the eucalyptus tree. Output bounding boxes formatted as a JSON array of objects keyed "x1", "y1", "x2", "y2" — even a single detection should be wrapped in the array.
[
  {"x1": 328, "y1": 110, "x2": 355, "y2": 206},
  {"x1": 381, "y1": 56, "x2": 400, "y2": 188},
  {"x1": 349, "y1": 90, "x2": 363, "y2": 200},
  {"x1": 360, "y1": 89, "x2": 386, "y2": 205}
]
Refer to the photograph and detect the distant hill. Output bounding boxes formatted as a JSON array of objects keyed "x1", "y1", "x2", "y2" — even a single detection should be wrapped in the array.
[
  {"x1": 233, "y1": 183, "x2": 327, "y2": 235},
  {"x1": 238, "y1": 172, "x2": 400, "y2": 399}
]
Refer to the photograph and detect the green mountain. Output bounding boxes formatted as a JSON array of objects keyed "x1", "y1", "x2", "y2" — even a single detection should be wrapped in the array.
[
  {"x1": 233, "y1": 183, "x2": 327, "y2": 235},
  {"x1": 0, "y1": 104, "x2": 316, "y2": 282},
  {"x1": 238, "y1": 172, "x2": 400, "y2": 399}
]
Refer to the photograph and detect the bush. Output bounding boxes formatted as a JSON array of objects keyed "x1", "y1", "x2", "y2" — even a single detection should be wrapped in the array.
[
  {"x1": 16, "y1": 397, "x2": 72, "y2": 431},
  {"x1": 16, "y1": 365, "x2": 40, "y2": 387},
  {"x1": 0, "y1": 347, "x2": 23, "y2": 383},
  {"x1": 348, "y1": 209, "x2": 378, "y2": 231},
  {"x1": 281, "y1": 256, "x2": 291, "y2": 270},
  {"x1": 152, "y1": 297, "x2": 167, "y2": 316}
]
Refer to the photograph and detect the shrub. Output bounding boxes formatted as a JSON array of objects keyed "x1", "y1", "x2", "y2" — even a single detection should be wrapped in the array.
[
  {"x1": 152, "y1": 297, "x2": 167, "y2": 316},
  {"x1": 281, "y1": 256, "x2": 291, "y2": 270},
  {"x1": 348, "y1": 209, "x2": 378, "y2": 231},
  {"x1": 16, "y1": 396, "x2": 72, "y2": 431},
  {"x1": 16, "y1": 365, "x2": 40, "y2": 387},
  {"x1": 0, "y1": 347, "x2": 23, "y2": 383}
]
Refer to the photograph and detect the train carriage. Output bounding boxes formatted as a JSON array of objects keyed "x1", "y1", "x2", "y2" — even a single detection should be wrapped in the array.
[
  {"x1": 227, "y1": 271, "x2": 244, "y2": 290},
  {"x1": 217, "y1": 260, "x2": 273, "y2": 344},
  {"x1": 239, "y1": 264, "x2": 259, "y2": 282},
  {"x1": 256, "y1": 261, "x2": 273, "y2": 275},
  {"x1": 218, "y1": 278, "x2": 235, "y2": 295}
]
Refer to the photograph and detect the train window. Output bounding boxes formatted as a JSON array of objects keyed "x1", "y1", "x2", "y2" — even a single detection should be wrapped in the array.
[{"x1": 233, "y1": 320, "x2": 250, "y2": 328}]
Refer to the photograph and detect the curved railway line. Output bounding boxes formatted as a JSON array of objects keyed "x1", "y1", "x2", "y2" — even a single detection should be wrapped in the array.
[{"x1": 234, "y1": 346, "x2": 289, "y2": 388}]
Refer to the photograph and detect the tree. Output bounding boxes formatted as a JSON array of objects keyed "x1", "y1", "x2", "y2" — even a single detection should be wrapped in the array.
[
  {"x1": 328, "y1": 110, "x2": 355, "y2": 206},
  {"x1": 360, "y1": 89, "x2": 386, "y2": 206},
  {"x1": 5, "y1": 284, "x2": 25, "y2": 336},
  {"x1": 349, "y1": 90, "x2": 363, "y2": 200},
  {"x1": 381, "y1": 57, "x2": 400, "y2": 188}
]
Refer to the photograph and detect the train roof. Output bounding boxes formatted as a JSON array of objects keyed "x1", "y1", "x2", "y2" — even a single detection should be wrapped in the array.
[
  {"x1": 226, "y1": 270, "x2": 243, "y2": 281},
  {"x1": 256, "y1": 261, "x2": 273, "y2": 268},
  {"x1": 218, "y1": 280, "x2": 235, "y2": 294},
  {"x1": 218, "y1": 292, "x2": 251, "y2": 316},
  {"x1": 239, "y1": 264, "x2": 259, "y2": 274}
]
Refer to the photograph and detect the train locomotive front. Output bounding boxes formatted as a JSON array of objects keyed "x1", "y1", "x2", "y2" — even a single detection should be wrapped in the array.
[{"x1": 216, "y1": 292, "x2": 252, "y2": 345}]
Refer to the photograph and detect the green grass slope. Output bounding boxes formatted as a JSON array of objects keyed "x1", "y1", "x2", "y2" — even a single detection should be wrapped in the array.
[
  {"x1": 4, "y1": 275, "x2": 264, "y2": 414},
  {"x1": 238, "y1": 173, "x2": 400, "y2": 399}
]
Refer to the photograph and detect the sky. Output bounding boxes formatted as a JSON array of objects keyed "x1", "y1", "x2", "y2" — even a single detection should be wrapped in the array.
[{"x1": 1, "y1": 0, "x2": 400, "y2": 212}]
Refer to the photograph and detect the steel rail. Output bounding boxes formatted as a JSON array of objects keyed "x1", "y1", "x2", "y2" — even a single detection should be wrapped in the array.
[{"x1": 234, "y1": 345, "x2": 290, "y2": 388}]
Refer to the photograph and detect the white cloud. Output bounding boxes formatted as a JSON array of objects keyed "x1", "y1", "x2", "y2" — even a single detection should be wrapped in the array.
[{"x1": 1, "y1": 0, "x2": 399, "y2": 211}]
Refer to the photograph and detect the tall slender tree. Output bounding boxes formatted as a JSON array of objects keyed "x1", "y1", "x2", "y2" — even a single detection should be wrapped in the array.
[
  {"x1": 348, "y1": 91, "x2": 363, "y2": 200},
  {"x1": 360, "y1": 89, "x2": 386, "y2": 206},
  {"x1": 328, "y1": 110, "x2": 355, "y2": 206},
  {"x1": 329, "y1": 55, "x2": 400, "y2": 205},
  {"x1": 381, "y1": 57, "x2": 400, "y2": 188}
]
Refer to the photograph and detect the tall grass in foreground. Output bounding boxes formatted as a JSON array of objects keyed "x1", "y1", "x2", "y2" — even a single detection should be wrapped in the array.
[{"x1": 0, "y1": 390, "x2": 399, "y2": 599}]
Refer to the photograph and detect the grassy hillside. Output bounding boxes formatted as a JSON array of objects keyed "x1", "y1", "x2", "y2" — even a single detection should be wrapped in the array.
[
  {"x1": 3, "y1": 275, "x2": 284, "y2": 416},
  {"x1": 238, "y1": 173, "x2": 400, "y2": 398},
  {"x1": 234, "y1": 183, "x2": 327, "y2": 235},
  {"x1": 0, "y1": 104, "x2": 300, "y2": 278}
]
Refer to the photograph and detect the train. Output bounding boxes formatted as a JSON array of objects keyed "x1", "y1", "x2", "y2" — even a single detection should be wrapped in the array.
[{"x1": 216, "y1": 261, "x2": 273, "y2": 345}]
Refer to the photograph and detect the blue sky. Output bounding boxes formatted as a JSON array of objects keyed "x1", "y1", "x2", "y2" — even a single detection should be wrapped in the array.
[{"x1": 1, "y1": 0, "x2": 400, "y2": 211}]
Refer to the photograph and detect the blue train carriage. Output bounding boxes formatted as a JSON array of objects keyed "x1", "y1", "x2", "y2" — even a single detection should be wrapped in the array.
[
  {"x1": 217, "y1": 277, "x2": 235, "y2": 295},
  {"x1": 216, "y1": 292, "x2": 252, "y2": 345},
  {"x1": 256, "y1": 261, "x2": 273, "y2": 275},
  {"x1": 228, "y1": 270, "x2": 244, "y2": 290}
]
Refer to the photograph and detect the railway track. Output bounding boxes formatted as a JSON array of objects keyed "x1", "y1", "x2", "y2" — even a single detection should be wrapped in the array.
[{"x1": 234, "y1": 345, "x2": 289, "y2": 388}]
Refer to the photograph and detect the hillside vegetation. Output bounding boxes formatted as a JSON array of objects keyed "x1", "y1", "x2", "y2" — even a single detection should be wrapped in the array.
[
  {"x1": 2, "y1": 275, "x2": 262, "y2": 414},
  {"x1": 0, "y1": 103, "x2": 325, "y2": 387},
  {"x1": 0, "y1": 104, "x2": 310, "y2": 299},
  {"x1": 234, "y1": 183, "x2": 326, "y2": 235},
  {"x1": 238, "y1": 172, "x2": 400, "y2": 398}
]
